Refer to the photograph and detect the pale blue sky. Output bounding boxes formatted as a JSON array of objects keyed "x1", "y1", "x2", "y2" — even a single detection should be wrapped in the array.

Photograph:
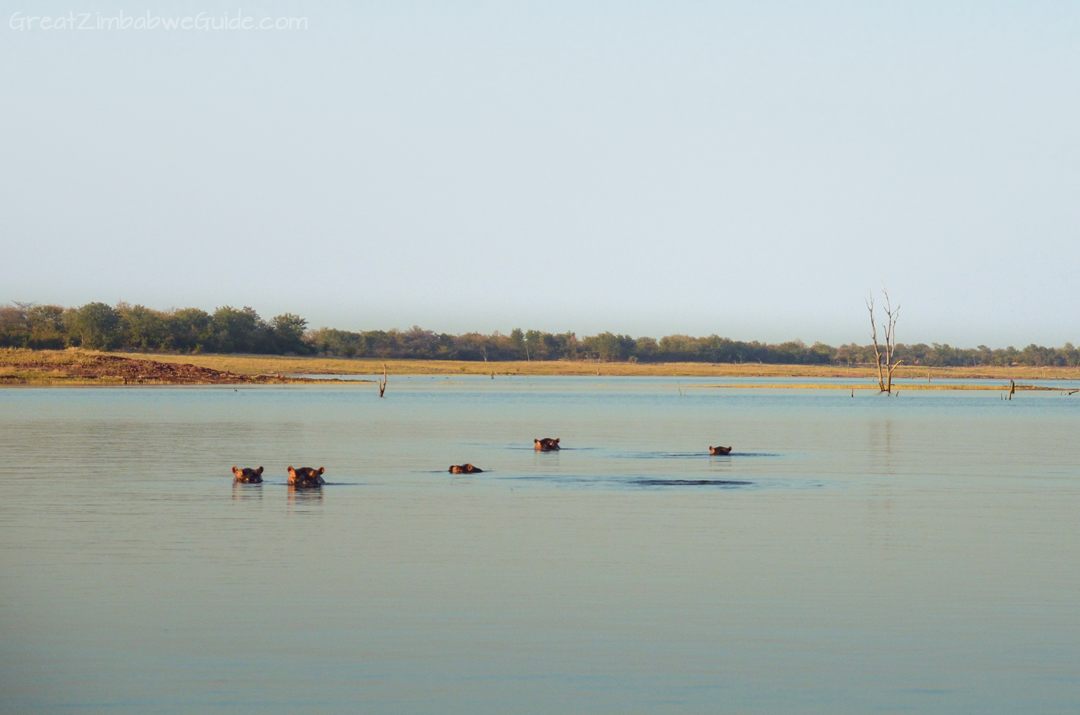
[{"x1": 3, "y1": 1, "x2": 1079, "y2": 345}]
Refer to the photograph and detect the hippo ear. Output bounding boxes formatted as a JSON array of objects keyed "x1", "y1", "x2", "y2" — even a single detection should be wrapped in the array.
[
  {"x1": 554, "y1": 438, "x2": 560, "y2": 443},
  {"x1": 317, "y1": 467, "x2": 325, "y2": 475},
  {"x1": 256, "y1": 466, "x2": 264, "y2": 475},
  {"x1": 534, "y1": 439, "x2": 540, "y2": 444},
  {"x1": 287, "y1": 466, "x2": 294, "y2": 473},
  {"x1": 232, "y1": 466, "x2": 239, "y2": 475}
]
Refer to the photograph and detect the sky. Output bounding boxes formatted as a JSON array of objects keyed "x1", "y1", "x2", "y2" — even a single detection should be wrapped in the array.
[{"x1": 2, "y1": 1, "x2": 1079, "y2": 346}]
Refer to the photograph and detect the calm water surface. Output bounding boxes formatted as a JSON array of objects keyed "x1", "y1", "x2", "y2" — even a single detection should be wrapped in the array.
[{"x1": 1, "y1": 378, "x2": 1078, "y2": 713}]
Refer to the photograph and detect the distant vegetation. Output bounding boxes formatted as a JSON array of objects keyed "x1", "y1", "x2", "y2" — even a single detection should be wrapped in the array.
[
  {"x1": 0, "y1": 302, "x2": 309, "y2": 355},
  {"x1": 2, "y1": 301, "x2": 1078, "y2": 368}
]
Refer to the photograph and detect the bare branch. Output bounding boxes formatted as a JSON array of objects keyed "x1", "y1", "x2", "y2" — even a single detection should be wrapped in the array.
[
  {"x1": 868, "y1": 287, "x2": 901, "y2": 395},
  {"x1": 867, "y1": 292, "x2": 885, "y2": 392}
]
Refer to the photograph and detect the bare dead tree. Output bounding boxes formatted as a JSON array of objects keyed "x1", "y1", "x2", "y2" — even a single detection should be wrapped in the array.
[
  {"x1": 867, "y1": 288, "x2": 902, "y2": 395},
  {"x1": 378, "y1": 364, "x2": 387, "y2": 397}
]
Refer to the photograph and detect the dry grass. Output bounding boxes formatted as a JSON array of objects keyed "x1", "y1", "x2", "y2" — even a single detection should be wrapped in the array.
[
  {"x1": 114, "y1": 352, "x2": 1080, "y2": 381},
  {"x1": 690, "y1": 383, "x2": 1075, "y2": 392},
  {"x1": 0, "y1": 348, "x2": 104, "y2": 368},
  {"x1": 4, "y1": 349, "x2": 1076, "y2": 389}
]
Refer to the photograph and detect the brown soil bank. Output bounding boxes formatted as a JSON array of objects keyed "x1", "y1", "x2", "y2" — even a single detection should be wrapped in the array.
[{"x1": 0, "y1": 349, "x2": 355, "y2": 386}]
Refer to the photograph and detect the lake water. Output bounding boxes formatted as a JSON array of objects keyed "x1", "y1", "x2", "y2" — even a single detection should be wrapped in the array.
[{"x1": 1, "y1": 377, "x2": 1078, "y2": 713}]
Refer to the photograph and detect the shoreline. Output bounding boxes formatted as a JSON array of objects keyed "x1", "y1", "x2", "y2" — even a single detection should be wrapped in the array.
[
  {"x1": 117, "y1": 352, "x2": 1080, "y2": 381},
  {"x1": 0, "y1": 350, "x2": 368, "y2": 386},
  {"x1": 3, "y1": 349, "x2": 1079, "y2": 387}
]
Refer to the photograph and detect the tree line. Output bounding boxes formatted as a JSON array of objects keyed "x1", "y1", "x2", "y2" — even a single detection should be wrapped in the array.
[
  {"x1": 0, "y1": 302, "x2": 309, "y2": 354},
  {"x1": 2, "y1": 301, "x2": 1078, "y2": 367}
]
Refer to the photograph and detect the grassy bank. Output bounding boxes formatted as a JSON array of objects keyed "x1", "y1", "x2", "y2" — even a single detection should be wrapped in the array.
[
  {"x1": 115, "y1": 351, "x2": 1080, "y2": 381},
  {"x1": 0, "y1": 349, "x2": 363, "y2": 386},
  {"x1": 4, "y1": 348, "x2": 1076, "y2": 390},
  {"x1": 691, "y1": 383, "x2": 1076, "y2": 392}
]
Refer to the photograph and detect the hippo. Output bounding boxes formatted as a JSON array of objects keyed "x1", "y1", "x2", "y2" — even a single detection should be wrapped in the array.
[
  {"x1": 534, "y1": 438, "x2": 561, "y2": 451},
  {"x1": 287, "y1": 466, "x2": 326, "y2": 487},
  {"x1": 709, "y1": 446, "x2": 732, "y2": 456},
  {"x1": 232, "y1": 466, "x2": 264, "y2": 484},
  {"x1": 448, "y1": 463, "x2": 483, "y2": 474}
]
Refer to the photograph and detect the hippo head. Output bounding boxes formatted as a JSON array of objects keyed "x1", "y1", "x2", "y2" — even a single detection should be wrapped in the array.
[
  {"x1": 232, "y1": 466, "x2": 265, "y2": 483},
  {"x1": 287, "y1": 466, "x2": 326, "y2": 486}
]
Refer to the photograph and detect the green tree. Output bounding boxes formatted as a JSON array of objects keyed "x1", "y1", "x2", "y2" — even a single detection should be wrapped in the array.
[
  {"x1": 528, "y1": 332, "x2": 546, "y2": 359},
  {"x1": 118, "y1": 303, "x2": 171, "y2": 350},
  {"x1": 167, "y1": 308, "x2": 214, "y2": 352},
  {"x1": 270, "y1": 313, "x2": 309, "y2": 354},
  {"x1": 510, "y1": 328, "x2": 525, "y2": 358},
  {"x1": 26, "y1": 305, "x2": 67, "y2": 348},
  {"x1": 0, "y1": 304, "x2": 29, "y2": 347},
  {"x1": 583, "y1": 332, "x2": 636, "y2": 361},
  {"x1": 212, "y1": 306, "x2": 268, "y2": 353},
  {"x1": 634, "y1": 336, "x2": 658, "y2": 362},
  {"x1": 69, "y1": 302, "x2": 121, "y2": 350}
]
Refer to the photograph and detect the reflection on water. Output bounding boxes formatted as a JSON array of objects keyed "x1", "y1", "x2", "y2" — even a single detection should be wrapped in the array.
[
  {"x1": 0, "y1": 381, "x2": 1078, "y2": 714},
  {"x1": 287, "y1": 484, "x2": 324, "y2": 508},
  {"x1": 631, "y1": 478, "x2": 752, "y2": 487},
  {"x1": 231, "y1": 481, "x2": 263, "y2": 501}
]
